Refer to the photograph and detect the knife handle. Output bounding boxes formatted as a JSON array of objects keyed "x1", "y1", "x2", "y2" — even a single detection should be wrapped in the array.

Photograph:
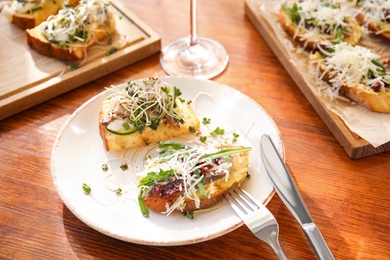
[{"x1": 303, "y1": 223, "x2": 335, "y2": 260}]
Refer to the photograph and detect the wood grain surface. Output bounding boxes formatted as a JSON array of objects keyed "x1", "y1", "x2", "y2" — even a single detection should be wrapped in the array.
[
  {"x1": 0, "y1": 0, "x2": 389, "y2": 259},
  {"x1": 0, "y1": 0, "x2": 161, "y2": 121}
]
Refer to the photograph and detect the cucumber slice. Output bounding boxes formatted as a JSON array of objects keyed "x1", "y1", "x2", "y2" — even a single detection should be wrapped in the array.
[
  {"x1": 106, "y1": 119, "x2": 137, "y2": 135},
  {"x1": 106, "y1": 126, "x2": 137, "y2": 135}
]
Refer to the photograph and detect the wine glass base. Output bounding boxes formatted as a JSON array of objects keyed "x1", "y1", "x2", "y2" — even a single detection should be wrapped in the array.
[{"x1": 160, "y1": 37, "x2": 229, "y2": 79}]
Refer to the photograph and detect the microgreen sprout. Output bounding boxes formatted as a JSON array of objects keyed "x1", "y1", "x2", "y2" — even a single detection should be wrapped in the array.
[
  {"x1": 70, "y1": 62, "x2": 80, "y2": 71},
  {"x1": 82, "y1": 183, "x2": 92, "y2": 195},
  {"x1": 105, "y1": 78, "x2": 185, "y2": 135},
  {"x1": 102, "y1": 163, "x2": 108, "y2": 171},
  {"x1": 211, "y1": 126, "x2": 225, "y2": 136},
  {"x1": 200, "y1": 136, "x2": 207, "y2": 142},
  {"x1": 115, "y1": 188, "x2": 123, "y2": 195},
  {"x1": 120, "y1": 163, "x2": 128, "y2": 170},
  {"x1": 232, "y1": 133, "x2": 239, "y2": 142},
  {"x1": 106, "y1": 47, "x2": 117, "y2": 56},
  {"x1": 189, "y1": 126, "x2": 197, "y2": 133},
  {"x1": 184, "y1": 211, "x2": 194, "y2": 219},
  {"x1": 202, "y1": 117, "x2": 211, "y2": 125}
]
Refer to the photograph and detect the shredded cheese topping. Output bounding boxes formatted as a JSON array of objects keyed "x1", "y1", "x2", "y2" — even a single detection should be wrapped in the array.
[
  {"x1": 284, "y1": 0, "x2": 353, "y2": 44},
  {"x1": 358, "y1": 0, "x2": 390, "y2": 34},
  {"x1": 315, "y1": 42, "x2": 389, "y2": 94},
  {"x1": 137, "y1": 144, "x2": 233, "y2": 215}
]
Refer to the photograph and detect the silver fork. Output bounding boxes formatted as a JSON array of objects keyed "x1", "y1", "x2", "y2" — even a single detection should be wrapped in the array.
[{"x1": 225, "y1": 185, "x2": 287, "y2": 260}]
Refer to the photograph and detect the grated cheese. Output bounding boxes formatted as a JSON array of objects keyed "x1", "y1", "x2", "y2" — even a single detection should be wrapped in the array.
[
  {"x1": 316, "y1": 42, "x2": 388, "y2": 94},
  {"x1": 137, "y1": 144, "x2": 234, "y2": 215},
  {"x1": 358, "y1": 0, "x2": 390, "y2": 34},
  {"x1": 288, "y1": 0, "x2": 352, "y2": 44}
]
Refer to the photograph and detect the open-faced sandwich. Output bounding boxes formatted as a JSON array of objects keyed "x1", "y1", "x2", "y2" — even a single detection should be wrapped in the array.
[
  {"x1": 279, "y1": 0, "x2": 363, "y2": 50},
  {"x1": 1, "y1": 0, "x2": 79, "y2": 30},
  {"x1": 310, "y1": 42, "x2": 390, "y2": 113},
  {"x1": 26, "y1": 0, "x2": 115, "y2": 62},
  {"x1": 355, "y1": 0, "x2": 390, "y2": 41},
  {"x1": 99, "y1": 77, "x2": 200, "y2": 151},
  {"x1": 137, "y1": 141, "x2": 251, "y2": 217}
]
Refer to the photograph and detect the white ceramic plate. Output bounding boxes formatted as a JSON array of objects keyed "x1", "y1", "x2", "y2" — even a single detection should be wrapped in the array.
[{"x1": 51, "y1": 76, "x2": 284, "y2": 246}]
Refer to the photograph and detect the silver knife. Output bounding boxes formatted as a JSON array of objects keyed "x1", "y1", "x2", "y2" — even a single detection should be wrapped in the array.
[{"x1": 260, "y1": 134, "x2": 335, "y2": 260}]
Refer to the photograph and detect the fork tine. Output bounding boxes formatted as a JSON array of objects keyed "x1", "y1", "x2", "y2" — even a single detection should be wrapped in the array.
[
  {"x1": 227, "y1": 186, "x2": 257, "y2": 213},
  {"x1": 225, "y1": 185, "x2": 288, "y2": 260},
  {"x1": 225, "y1": 189, "x2": 248, "y2": 217}
]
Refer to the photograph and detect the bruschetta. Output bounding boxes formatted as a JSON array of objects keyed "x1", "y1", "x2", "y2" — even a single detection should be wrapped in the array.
[
  {"x1": 279, "y1": 0, "x2": 363, "y2": 50},
  {"x1": 1, "y1": 0, "x2": 79, "y2": 30},
  {"x1": 99, "y1": 77, "x2": 201, "y2": 151},
  {"x1": 355, "y1": 0, "x2": 390, "y2": 41},
  {"x1": 137, "y1": 141, "x2": 251, "y2": 217},
  {"x1": 310, "y1": 42, "x2": 390, "y2": 113},
  {"x1": 26, "y1": 0, "x2": 115, "y2": 62}
]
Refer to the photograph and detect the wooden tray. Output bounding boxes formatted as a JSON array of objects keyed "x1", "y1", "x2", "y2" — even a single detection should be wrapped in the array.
[
  {"x1": 0, "y1": 0, "x2": 161, "y2": 121},
  {"x1": 245, "y1": 0, "x2": 390, "y2": 159}
]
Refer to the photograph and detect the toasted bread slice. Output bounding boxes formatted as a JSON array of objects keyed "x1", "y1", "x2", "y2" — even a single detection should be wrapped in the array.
[
  {"x1": 279, "y1": 1, "x2": 363, "y2": 50},
  {"x1": 310, "y1": 43, "x2": 390, "y2": 113},
  {"x1": 26, "y1": 0, "x2": 115, "y2": 62},
  {"x1": 139, "y1": 144, "x2": 250, "y2": 215},
  {"x1": 99, "y1": 77, "x2": 201, "y2": 151},
  {"x1": 1, "y1": 0, "x2": 79, "y2": 30},
  {"x1": 356, "y1": 12, "x2": 390, "y2": 41}
]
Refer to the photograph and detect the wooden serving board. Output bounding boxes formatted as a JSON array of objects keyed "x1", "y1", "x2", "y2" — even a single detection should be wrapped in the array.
[
  {"x1": 245, "y1": 0, "x2": 390, "y2": 159},
  {"x1": 0, "y1": 0, "x2": 161, "y2": 121}
]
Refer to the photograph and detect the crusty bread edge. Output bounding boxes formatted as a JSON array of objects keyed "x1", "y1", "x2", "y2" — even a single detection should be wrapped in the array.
[
  {"x1": 26, "y1": 10, "x2": 116, "y2": 61},
  {"x1": 99, "y1": 99, "x2": 200, "y2": 151},
  {"x1": 356, "y1": 13, "x2": 390, "y2": 41},
  {"x1": 3, "y1": 0, "x2": 79, "y2": 30},
  {"x1": 279, "y1": 5, "x2": 363, "y2": 49},
  {"x1": 144, "y1": 148, "x2": 250, "y2": 213},
  {"x1": 310, "y1": 51, "x2": 390, "y2": 113}
]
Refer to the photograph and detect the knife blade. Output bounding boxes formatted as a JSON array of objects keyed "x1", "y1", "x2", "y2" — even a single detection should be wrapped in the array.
[{"x1": 260, "y1": 134, "x2": 334, "y2": 260}]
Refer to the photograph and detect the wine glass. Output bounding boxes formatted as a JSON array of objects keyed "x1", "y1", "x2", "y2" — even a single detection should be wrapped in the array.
[{"x1": 159, "y1": 0, "x2": 229, "y2": 79}]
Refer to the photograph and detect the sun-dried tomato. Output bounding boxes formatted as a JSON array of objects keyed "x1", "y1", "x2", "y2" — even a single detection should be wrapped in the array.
[{"x1": 152, "y1": 179, "x2": 184, "y2": 198}]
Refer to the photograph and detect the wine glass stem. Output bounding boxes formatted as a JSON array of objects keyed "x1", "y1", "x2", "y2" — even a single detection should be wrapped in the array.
[{"x1": 190, "y1": 0, "x2": 198, "y2": 46}]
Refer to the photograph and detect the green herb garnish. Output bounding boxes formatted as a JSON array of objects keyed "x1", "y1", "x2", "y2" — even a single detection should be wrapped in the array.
[{"x1": 82, "y1": 183, "x2": 92, "y2": 195}]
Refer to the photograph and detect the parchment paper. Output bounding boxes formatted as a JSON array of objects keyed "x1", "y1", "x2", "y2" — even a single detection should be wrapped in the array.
[{"x1": 252, "y1": 0, "x2": 390, "y2": 148}]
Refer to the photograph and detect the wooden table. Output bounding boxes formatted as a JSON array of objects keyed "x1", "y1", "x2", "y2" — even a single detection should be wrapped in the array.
[{"x1": 1, "y1": 0, "x2": 389, "y2": 259}]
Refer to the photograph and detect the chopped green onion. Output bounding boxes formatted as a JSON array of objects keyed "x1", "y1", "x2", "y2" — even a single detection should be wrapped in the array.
[{"x1": 198, "y1": 147, "x2": 252, "y2": 162}]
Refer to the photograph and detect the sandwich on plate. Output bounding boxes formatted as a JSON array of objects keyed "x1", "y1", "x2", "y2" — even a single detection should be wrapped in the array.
[
  {"x1": 99, "y1": 77, "x2": 200, "y2": 151},
  {"x1": 137, "y1": 141, "x2": 251, "y2": 217}
]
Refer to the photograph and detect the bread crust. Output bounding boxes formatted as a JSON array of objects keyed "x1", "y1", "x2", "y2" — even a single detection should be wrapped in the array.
[
  {"x1": 99, "y1": 98, "x2": 200, "y2": 151},
  {"x1": 26, "y1": 16, "x2": 115, "y2": 62},
  {"x1": 26, "y1": 0, "x2": 116, "y2": 62},
  {"x1": 2, "y1": 0, "x2": 80, "y2": 30},
  {"x1": 144, "y1": 148, "x2": 250, "y2": 213},
  {"x1": 279, "y1": 4, "x2": 363, "y2": 49},
  {"x1": 356, "y1": 13, "x2": 390, "y2": 41},
  {"x1": 310, "y1": 51, "x2": 390, "y2": 113}
]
